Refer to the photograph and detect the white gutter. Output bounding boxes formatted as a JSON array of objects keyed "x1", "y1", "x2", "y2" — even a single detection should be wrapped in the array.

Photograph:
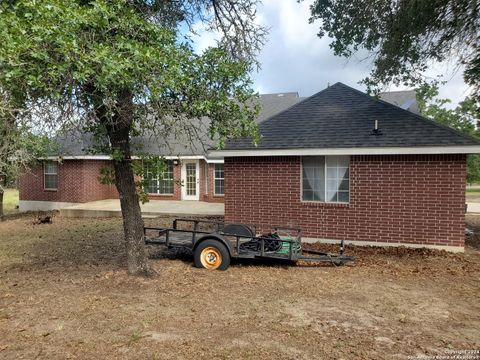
[
  {"x1": 41, "y1": 155, "x2": 111, "y2": 160},
  {"x1": 41, "y1": 144, "x2": 480, "y2": 161},
  {"x1": 209, "y1": 145, "x2": 480, "y2": 157},
  {"x1": 41, "y1": 154, "x2": 224, "y2": 163}
]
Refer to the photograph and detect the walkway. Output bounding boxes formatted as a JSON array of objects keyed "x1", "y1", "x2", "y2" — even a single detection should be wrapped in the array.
[
  {"x1": 60, "y1": 199, "x2": 224, "y2": 218},
  {"x1": 467, "y1": 202, "x2": 480, "y2": 214}
]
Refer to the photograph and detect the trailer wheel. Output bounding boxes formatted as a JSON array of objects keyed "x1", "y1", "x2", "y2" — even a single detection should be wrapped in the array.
[{"x1": 194, "y1": 240, "x2": 230, "y2": 270}]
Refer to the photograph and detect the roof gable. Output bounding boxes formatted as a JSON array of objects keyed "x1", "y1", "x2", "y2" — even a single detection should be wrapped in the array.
[{"x1": 224, "y1": 82, "x2": 480, "y2": 151}]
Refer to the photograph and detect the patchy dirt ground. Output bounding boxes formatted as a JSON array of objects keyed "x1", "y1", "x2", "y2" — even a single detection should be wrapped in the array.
[{"x1": 0, "y1": 214, "x2": 479, "y2": 359}]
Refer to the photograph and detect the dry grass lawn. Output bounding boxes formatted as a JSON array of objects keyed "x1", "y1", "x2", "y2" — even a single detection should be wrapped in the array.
[
  {"x1": 1, "y1": 189, "x2": 19, "y2": 215},
  {"x1": 0, "y1": 214, "x2": 479, "y2": 359},
  {"x1": 466, "y1": 188, "x2": 480, "y2": 202}
]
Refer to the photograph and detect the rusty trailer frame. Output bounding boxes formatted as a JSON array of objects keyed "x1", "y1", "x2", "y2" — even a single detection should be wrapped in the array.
[{"x1": 144, "y1": 218, "x2": 355, "y2": 270}]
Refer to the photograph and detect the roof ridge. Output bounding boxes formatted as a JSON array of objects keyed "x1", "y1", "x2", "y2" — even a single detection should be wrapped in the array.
[
  {"x1": 378, "y1": 89, "x2": 416, "y2": 94},
  {"x1": 260, "y1": 91, "x2": 299, "y2": 96},
  {"x1": 336, "y1": 83, "x2": 480, "y2": 145}
]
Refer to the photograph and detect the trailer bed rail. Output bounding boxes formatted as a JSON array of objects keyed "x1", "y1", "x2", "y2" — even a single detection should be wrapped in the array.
[{"x1": 144, "y1": 218, "x2": 355, "y2": 269}]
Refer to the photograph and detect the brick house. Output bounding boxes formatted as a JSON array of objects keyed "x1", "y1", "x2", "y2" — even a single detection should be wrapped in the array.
[
  {"x1": 19, "y1": 82, "x2": 480, "y2": 251},
  {"x1": 18, "y1": 92, "x2": 304, "y2": 210},
  {"x1": 210, "y1": 83, "x2": 480, "y2": 252}
]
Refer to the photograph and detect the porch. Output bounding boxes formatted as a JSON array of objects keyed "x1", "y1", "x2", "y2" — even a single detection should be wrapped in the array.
[{"x1": 60, "y1": 199, "x2": 224, "y2": 218}]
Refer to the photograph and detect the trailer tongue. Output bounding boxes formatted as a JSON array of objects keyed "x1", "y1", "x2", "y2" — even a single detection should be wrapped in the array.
[{"x1": 144, "y1": 218, "x2": 355, "y2": 270}]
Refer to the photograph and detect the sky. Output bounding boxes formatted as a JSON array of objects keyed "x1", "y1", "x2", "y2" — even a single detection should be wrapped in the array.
[{"x1": 192, "y1": 0, "x2": 471, "y2": 106}]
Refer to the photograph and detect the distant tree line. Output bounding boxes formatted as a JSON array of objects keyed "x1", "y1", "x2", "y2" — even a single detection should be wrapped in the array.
[{"x1": 416, "y1": 84, "x2": 480, "y2": 184}]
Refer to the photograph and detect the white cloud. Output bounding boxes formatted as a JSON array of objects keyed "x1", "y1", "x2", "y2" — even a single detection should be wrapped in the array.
[
  {"x1": 253, "y1": 0, "x2": 471, "y2": 105},
  {"x1": 191, "y1": 0, "x2": 471, "y2": 105},
  {"x1": 252, "y1": 0, "x2": 374, "y2": 96}
]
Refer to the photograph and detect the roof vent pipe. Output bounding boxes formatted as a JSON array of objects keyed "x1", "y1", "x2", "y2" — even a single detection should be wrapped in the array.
[{"x1": 371, "y1": 120, "x2": 382, "y2": 135}]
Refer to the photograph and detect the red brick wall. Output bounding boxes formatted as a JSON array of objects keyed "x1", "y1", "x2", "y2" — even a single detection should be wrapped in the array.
[
  {"x1": 199, "y1": 160, "x2": 206, "y2": 201},
  {"x1": 224, "y1": 155, "x2": 466, "y2": 247},
  {"x1": 19, "y1": 159, "x2": 225, "y2": 204},
  {"x1": 19, "y1": 160, "x2": 118, "y2": 203}
]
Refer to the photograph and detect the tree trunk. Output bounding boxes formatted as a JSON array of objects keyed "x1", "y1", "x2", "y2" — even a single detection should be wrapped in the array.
[
  {"x1": 103, "y1": 90, "x2": 152, "y2": 276},
  {"x1": 111, "y1": 151, "x2": 151, "y2": 276},
  {"x1": 0, "y1": 189, "x2": 4, "y2": 218}
]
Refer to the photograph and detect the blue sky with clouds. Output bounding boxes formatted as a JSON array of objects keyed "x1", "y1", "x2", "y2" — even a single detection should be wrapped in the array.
[{"x1": 193, "y1": 0, "x2": 470, "y2": 105}]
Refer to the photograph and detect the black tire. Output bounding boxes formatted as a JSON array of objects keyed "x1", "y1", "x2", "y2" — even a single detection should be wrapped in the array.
[{"x1": 194, "y1": 239, "x2": 231, "y2": 270}]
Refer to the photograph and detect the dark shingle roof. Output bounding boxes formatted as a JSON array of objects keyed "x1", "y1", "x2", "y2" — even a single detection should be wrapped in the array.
[
  {"x1": 255, "y1": 92, "x2": 305, "y2": 122},
  {"x1": 52, "y1": 92, "x2": 304, "y2": 157},
  {"x1": 132, "y1": 93, "x2": 305, "y2": 156},
  {"x1": 54, "y1": 130, "x2": 101, "y2": 156},
  {"x1": 225, "y1": 82, "x2": 480, "y2": 150}
]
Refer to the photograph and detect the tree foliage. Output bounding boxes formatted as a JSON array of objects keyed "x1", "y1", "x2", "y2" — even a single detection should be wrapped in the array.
[
  {"x1": 416, "y1": 84, "x2": 480, "y2": 183},
  {"x1": 0, "y1": 0, "x2": 265, "y2": 274},
  {"x1": 417, "y1": 85, "x2": 479, "y2": 135},
  {"x1": 308, "y1": 0, "x2": 479, "y2": 97},
  {"x1": 0, "y1": 88, "x2": 50, "y2": 216},
  {"x1": 0, "y1": 1, "x2": 260, "y2": 142}
]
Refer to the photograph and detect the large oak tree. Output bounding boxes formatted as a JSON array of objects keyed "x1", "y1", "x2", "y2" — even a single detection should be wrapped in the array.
[{"x1": 0, "y1": 0, "x2": 265, "y2": 275}]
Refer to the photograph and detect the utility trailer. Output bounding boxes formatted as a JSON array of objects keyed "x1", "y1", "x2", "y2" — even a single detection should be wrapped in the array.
[{"x1": 144, "y1": 218, "x2": 355, "y2": 270}]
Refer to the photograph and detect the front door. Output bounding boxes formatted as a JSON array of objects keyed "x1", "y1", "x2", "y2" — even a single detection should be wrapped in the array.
[{"x1": 181, "y1": 160, "x2": 199, "y2": 200}]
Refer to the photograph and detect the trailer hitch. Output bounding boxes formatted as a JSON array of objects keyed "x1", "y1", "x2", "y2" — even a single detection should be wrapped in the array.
[{"x1": 299, "y1": 239, "x2": 355, "y2": 265}]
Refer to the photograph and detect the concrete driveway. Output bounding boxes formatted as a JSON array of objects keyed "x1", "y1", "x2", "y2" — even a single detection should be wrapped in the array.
[
  {"x1": 467, "y1": 202, "x2": 480, "y2": 214},
  {"x1": 60, "y1": 199, "x2": 224, "y2": 218}
]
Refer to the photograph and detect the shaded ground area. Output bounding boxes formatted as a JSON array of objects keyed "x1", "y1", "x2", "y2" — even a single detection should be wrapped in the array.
[{"x1": 0, "y1": 214, "x2": 479, "y2": 359}]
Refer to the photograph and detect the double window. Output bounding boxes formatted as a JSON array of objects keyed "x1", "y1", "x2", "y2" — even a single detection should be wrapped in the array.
[
  {"x1": 44, "y1": 162, "x2": 58, "y2": 190},
  {"x1": 214, "y1": 164, "x2": 224, "y2": 195},
  {"x1": 302, "y1": 156, "x2": 349, "y2": 203},
  {"x1": 144, "y1": 160, "x2": 174, "y2": 195}
]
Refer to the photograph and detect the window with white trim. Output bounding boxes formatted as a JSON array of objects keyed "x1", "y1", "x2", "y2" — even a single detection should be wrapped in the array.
[
  {"x1": 143, "y1": 160, "x2": 174, "y2": 195},
  {"x1": 44, "y1": 162, "x2": 58, "y2": 190},
  {"x1": 214, "y1": 163, "x2": 224, "y2": 195},
  {"x1": 302, "y1": 156, "x2": 349, "y2": 203}
]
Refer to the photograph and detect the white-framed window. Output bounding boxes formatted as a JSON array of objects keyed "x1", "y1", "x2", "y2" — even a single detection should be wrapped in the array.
[
  {"x1": 214, "y1": 163, "x2": 224, "y2": 195},
  {"x1": 144, "y1": 160, "x2": 174, "y2": 195},
  {"x1": 44, "y1": 161, "x2": 58, "y2": 190},
  {"x1": 302, "y1": 156, "x2": 349, "y2": 203}
]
